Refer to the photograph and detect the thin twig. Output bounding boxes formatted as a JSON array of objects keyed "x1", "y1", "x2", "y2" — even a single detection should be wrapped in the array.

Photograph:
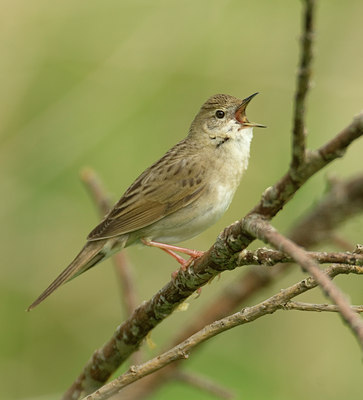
[
  {"x1": 80, "y1": 168, "x2": 112, "y2": 216},
  {"x1": 81, "y1": 167, "x2": 142, "y2": 364},
  {"x1": 82, "y1": 264, "x2": 363, "y2": 400},
  {"x1": 291, "y1": 0, "x2": 315, "y2": 171},
  {"x1": 242, "y1": 214, "x2": 363, "y2": 351},
  {"x1": 80, "y1": 168, "x2": 142, "y2": 368},
  {"x1": 288, "y1": 173, "x2": 363, "y2": 247},
  {"x1": 112, "y1": 253, "x2": 138, "y2": 316},
  {"x1": 282, "y1": 301, "x2": 363, "y2": 313},
  {"x1": 80, "y1": 168, "x2": 138, "y2": 317},
  {"x1": 329, "y1": 234, "x2": 355, "y2": 252}
]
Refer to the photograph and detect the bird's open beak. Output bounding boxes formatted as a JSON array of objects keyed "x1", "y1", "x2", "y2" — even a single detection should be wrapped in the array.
[{"x1": 235, "y1": 92, "x2": 267, "y2": 128}]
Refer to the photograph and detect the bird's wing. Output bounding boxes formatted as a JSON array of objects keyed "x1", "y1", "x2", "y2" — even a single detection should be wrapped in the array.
[{"x1": 87, "y1": 149, "x2": 207, "y2": 240}]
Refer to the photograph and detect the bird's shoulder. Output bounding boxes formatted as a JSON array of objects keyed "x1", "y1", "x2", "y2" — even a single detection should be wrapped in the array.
[{"x1": 87, "y1": 138, "x2": 210, "y2": 240}]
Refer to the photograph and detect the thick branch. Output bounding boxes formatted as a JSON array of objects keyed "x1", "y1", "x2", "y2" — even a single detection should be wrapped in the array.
[
  {"x1": 64, "y1": 115, "x2": 363, "y2": 400},
  {"x1": 291, "y1": 0, "x2": 315, "y2": 170},
  {"x1": 119, "y1": 173, "x2": 363, "y2": 400},
  {"x1": 83, "y1": 264, "x2": 363, "y2": 400},
  {"x1": 242, "y1": 215, "x2": 363, "y2": 350}
]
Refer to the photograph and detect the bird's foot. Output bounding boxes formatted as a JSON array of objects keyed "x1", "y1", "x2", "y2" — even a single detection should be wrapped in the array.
[
  {"x1": 171, "y1": 256, "x2": 195, "y2": 280},
  {"x1": 141, "y1": 239, "x2": 204, "y2": 273}
]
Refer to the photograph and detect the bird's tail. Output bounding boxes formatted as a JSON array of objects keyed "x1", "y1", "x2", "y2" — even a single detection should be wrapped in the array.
[{"x1": 27, "y1": 240, "x2": 108, "y2": 311}]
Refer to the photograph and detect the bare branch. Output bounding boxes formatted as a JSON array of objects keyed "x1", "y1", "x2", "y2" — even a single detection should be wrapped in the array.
[
  {"x1": 80, "y1": 168, "x2": 138, "y2": 318},
  {"x1": 282, "y1": 301, "x2": 363, "y2": 313},
  {"x1": 242, "y1": 215, "x2": 363, "y2": 350},
  {"x1": 289, "y1": 174, "x2": 363, "y2": 246},
  {"x1": 235, "y1": 248, "x2": 363, "y2": 267},
  {"x1": 119, "y1": 173, "x2": 363, "y2": 400},
  {"x1": 63, "y1": 117, "x2": 363, "y2": 400},
  {"x1": 291, "y1": 0, "x2": 315, "y2": 170},
  {"x1": 111, "y1": 253, "x2": 139, "y2": 317},
  {"x1": 80, "y1": 168, "x2": 140, "y2": 370},
  {"x1": 82, "y1": 264, "x2": 363, "y2": 400},
  {"x1": 80, "y1": 168, "x2": 112, "y2": 216},
  {"x1": 329, "y1": 234, "x2": 355, "y2": 252}
]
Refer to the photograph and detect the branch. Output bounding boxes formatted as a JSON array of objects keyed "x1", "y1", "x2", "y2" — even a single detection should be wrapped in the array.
[
  {"x1": 80, "y1": 168, "x2": 112, "y2": 216},
  {"x1": 282, "y1": 301, "x2": 363, "y2": 313},
  {"x1": 81, "y1": 168, "x2": 142, "y2": 368},
  {"x1": 291, "y1": 0, "x2": 315, "y2": 170},
  {"x1": 235, "y1": 248, "x2": 363, "y2": 267},
  {"x1": 329, "y1": 234, "x2": 355, "y2": 252},
  {"x1": 80, "y1": 168, "x2": 138, "y2": 318},
  {"x1": 118, "y1": 173, "x2": 363, "y2": 400},
  {"x1": 82, "y1": 264, "x2": 363, "y2": 400},
  {"x1": 289, "y1": 173, "x2": 363, "y2": 247},
  {"x1": 63, "y1": 116, "x2": 363, "y2": 400},
  {"x1": 242, "y1": 215, "x2": 363, "y2": 350}
]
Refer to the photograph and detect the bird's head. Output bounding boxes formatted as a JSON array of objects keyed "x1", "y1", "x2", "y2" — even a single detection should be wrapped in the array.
[{"x1": 189, "y1": 93, "x2": 266, "y2": 144}]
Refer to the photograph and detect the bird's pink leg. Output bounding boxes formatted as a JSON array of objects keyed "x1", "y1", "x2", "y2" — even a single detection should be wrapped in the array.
[{"x1": 141, "y1": 239, "x2": 204, "y2": 271}]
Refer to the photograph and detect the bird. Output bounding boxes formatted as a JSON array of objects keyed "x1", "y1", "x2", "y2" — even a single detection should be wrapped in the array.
[{"x1": 28, "y1": 93, "x2": 266, "y2": 311}]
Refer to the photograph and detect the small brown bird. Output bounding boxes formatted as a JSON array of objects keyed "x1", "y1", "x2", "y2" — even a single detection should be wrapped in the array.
[{"x1": 28, "y1": 93, "x2": 265, "y2": 310}]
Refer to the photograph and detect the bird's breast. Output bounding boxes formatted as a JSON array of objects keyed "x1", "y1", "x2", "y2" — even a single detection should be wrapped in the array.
[{"x1": 141, "y1": 129, "x2": 253, "y2": 244}]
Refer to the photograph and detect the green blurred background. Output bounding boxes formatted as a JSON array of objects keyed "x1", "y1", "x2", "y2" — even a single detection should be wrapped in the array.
[{"x1": 1, "y1": 0, "x2": 362, "y2": 399}]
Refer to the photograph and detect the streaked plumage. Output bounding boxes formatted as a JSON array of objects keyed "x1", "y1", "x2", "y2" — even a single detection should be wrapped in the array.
[{"x1": 28, "y1": 93, "x2": 265, "y2": 310}]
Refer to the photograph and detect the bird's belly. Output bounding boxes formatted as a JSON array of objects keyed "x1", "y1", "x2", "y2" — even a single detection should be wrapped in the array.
[{"x1": 144, "y1": 182, "x2": 236, "y2": 244}]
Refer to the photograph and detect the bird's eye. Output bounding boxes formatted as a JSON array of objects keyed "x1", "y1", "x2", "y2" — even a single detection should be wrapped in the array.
[{"x1": 215, "y1": 110, "x2": 225, "y2": 119}]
